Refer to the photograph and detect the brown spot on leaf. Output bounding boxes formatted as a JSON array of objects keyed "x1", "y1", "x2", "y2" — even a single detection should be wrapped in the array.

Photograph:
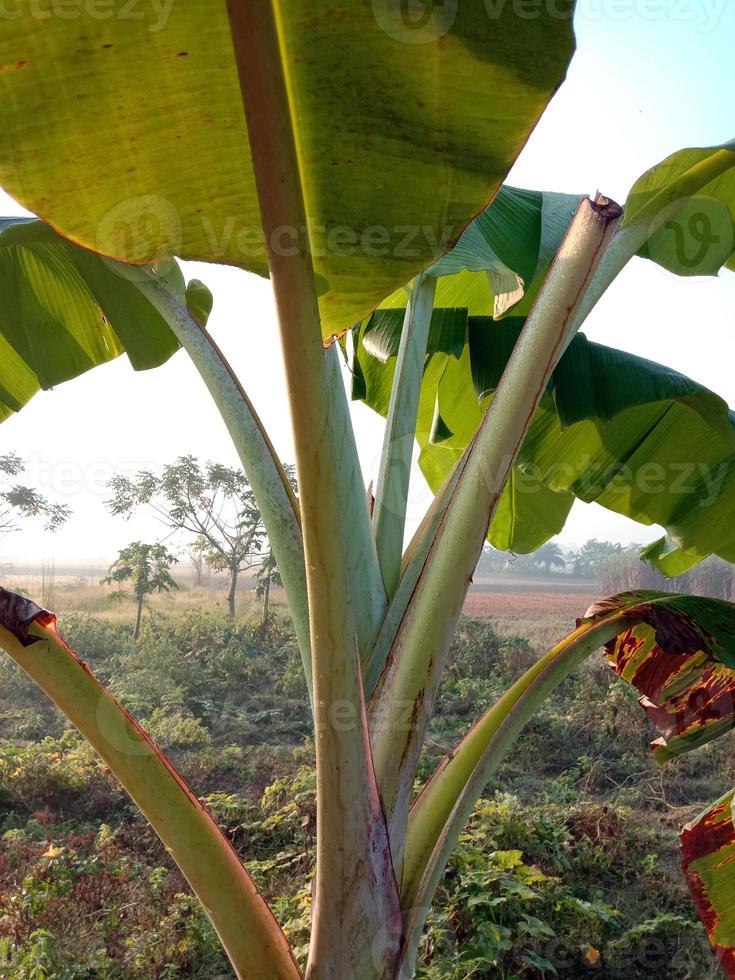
[
  {"x1": 682, "y1": 797, "x2": 735, "y2": 864},
  {"x1": 641, "y1": 603, "x2": 707, "y2": 655}
]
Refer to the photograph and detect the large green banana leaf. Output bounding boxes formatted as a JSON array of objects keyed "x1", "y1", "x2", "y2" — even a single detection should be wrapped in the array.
[
  {"x1": 352, "y1": 313, "x2": 735, "y2": 557},
  {"x1": 584, "y1": 590, "x2": 735, "y2": 976},
  {"x1": 0, "y1": 218, "x2": 206, "y2": 422},
  {"x1": 614, "y1": 141, "x2": 735, "y2": 571},
  {"x1": 0, "y1": 3, "x2": 576, "y2": 339}
]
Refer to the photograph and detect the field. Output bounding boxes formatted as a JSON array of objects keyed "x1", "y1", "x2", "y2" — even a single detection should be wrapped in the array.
[
  {"x1": 0, "y1": 571, "x2": 726, "y2": 978},
  {"x1": 1, "y1": 567, "x2": 598, "y2": 641},
  {"x1": 465, "y1": 579, "x2": 598, "y2": 653},
  {"x1": 0, "y1": 569, "x2": 265, "y2": 622}
]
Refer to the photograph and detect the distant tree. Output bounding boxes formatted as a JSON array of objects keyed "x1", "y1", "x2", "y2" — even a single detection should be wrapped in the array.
[
  {"x1": 572, "y1": 539, "x2": 627, "y2": 579},
  {"x1": 107, "y1": 456, "x2": 267, "y2": 616},
  {"x1": 0, "y1": 453, "x2": 70, "y2": 537},
  {"x1": 598, "y1": 550, "x2": 666, "y2": 594},
  {"x1": 477, "y1": 542, "x2": 567, "y2": 578},
  {"x1": 600, "y1": 550, "x2": 735, "y2": 601},
  {"x1": 689, "y1": 556, "x2": 734, "y2": 601},
  {"x1": 475, "y1": 546, "x2": 509, "y2": 576},
  {"x1": 506, "y1": 552, "x2": 539, "y2": 576},
  {"x1": 534, "y1": 542, "x2": 566, "y2": 574},
  {"x1": 102, "y1": 542, "x2": 178, "y2": 640},
  {"x1": 255, "y1": 548, "x2": 281, "y2": 625},
  {"x1": 187, "y1": 535, "x2": 210, "y2": 588}
]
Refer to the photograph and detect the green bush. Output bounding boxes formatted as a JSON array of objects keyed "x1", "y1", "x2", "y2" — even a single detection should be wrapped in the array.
[
  {"x1": 416, "y1": 794, "x2": 709, "y2": 979},
  {"x1": 0, "y1": 821, "x2": 232, "y2": 978},
  {"x1": 0, "y1": 609, "x2": 727, "y2": 976}
]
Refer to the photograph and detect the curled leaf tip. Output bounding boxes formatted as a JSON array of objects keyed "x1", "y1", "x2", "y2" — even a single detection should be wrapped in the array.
[
  {"x1": 582, "y1": 589, "x2": 655, "y2": 624},
  {"x1": 0, "y1": 587, "x2": 51, "y2": 647},
  {"x1": 635, "y1": 601, "x2": 708, "y2": 656}
]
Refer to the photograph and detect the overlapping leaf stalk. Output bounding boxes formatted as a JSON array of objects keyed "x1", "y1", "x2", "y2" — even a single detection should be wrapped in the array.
[
  {"x1": 225, "y1": 3, "x2": 400, "y2": 977},
  {"x1": 220, "y1": 5, "x2": 620, "y2": 978},
  {"x1": 368, "y1": 195, "x2": 623, "y2": 861}
]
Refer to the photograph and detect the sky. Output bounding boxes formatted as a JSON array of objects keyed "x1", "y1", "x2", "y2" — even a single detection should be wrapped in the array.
[{"x1": 1, "y1": 1, "x2": 734, "y2": 569}]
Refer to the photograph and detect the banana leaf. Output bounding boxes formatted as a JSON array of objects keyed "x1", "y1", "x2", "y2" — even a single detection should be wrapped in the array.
[
  {"x1": 0, "y1": 3, "x2": 577, "y2": 338},
  {"x1": 0, "y1": 217, "x2": 207, "y2": 422},
  {"x1": 376, "y1": 185, "x2": 583, "y2": 321},
  {"x1": 402, "y1": 589, "x2": 735, "y2": 976},
  {"x1": 624, "y1": 139, "x2": 735, "y2": 277},
  {"x1": 353, "y1": 314, "x2": 735, "y2": 558}
]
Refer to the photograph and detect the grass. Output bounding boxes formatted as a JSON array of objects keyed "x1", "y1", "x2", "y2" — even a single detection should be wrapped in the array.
[{"x1": 1, "y1": 573, "x2": 264, "y2": 623}]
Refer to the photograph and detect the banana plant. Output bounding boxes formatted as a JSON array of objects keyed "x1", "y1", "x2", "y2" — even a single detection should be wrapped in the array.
[{"x1": 1, "y1": 3, "x2": 735, "y2": 977}]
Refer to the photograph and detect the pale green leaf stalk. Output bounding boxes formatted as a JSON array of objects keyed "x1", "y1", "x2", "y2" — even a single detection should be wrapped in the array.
[
  {"x1": 397, "y1": 612, "x2": 642, "y2": 976},
  {"x1": 325, "y1": 344, "x2": 388, "y2": 660},
  {"x1": 225, "y1": 3, "x2": 401, "y2": 977},
  {"x1": 138, "y1": 259, "x2": 386, "y2": 690},
  {"x1": 363, "y1": 461, "x2": 464, "y2": 696},
  {"x1": 0, "y1": 596, "x2": 302, "y2": 980},
  {"x1": 372, "y1": 274, "x2": 437, "y2": 597},
  {"x1": 134, "y1": 272, "x2": 312, "y2": 697},
  {"x1": 369, "y1": 197, "x2": 624, "y2": 865}
]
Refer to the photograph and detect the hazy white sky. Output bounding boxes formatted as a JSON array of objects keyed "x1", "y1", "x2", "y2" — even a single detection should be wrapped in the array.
[{"x1": 1, "y1": 2, "x2": 734, "y2": 568}]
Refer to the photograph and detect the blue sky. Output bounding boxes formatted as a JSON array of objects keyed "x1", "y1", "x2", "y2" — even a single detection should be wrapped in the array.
[{"x1": 0, "y1": 2, "x2": 733, "y2": 567}]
